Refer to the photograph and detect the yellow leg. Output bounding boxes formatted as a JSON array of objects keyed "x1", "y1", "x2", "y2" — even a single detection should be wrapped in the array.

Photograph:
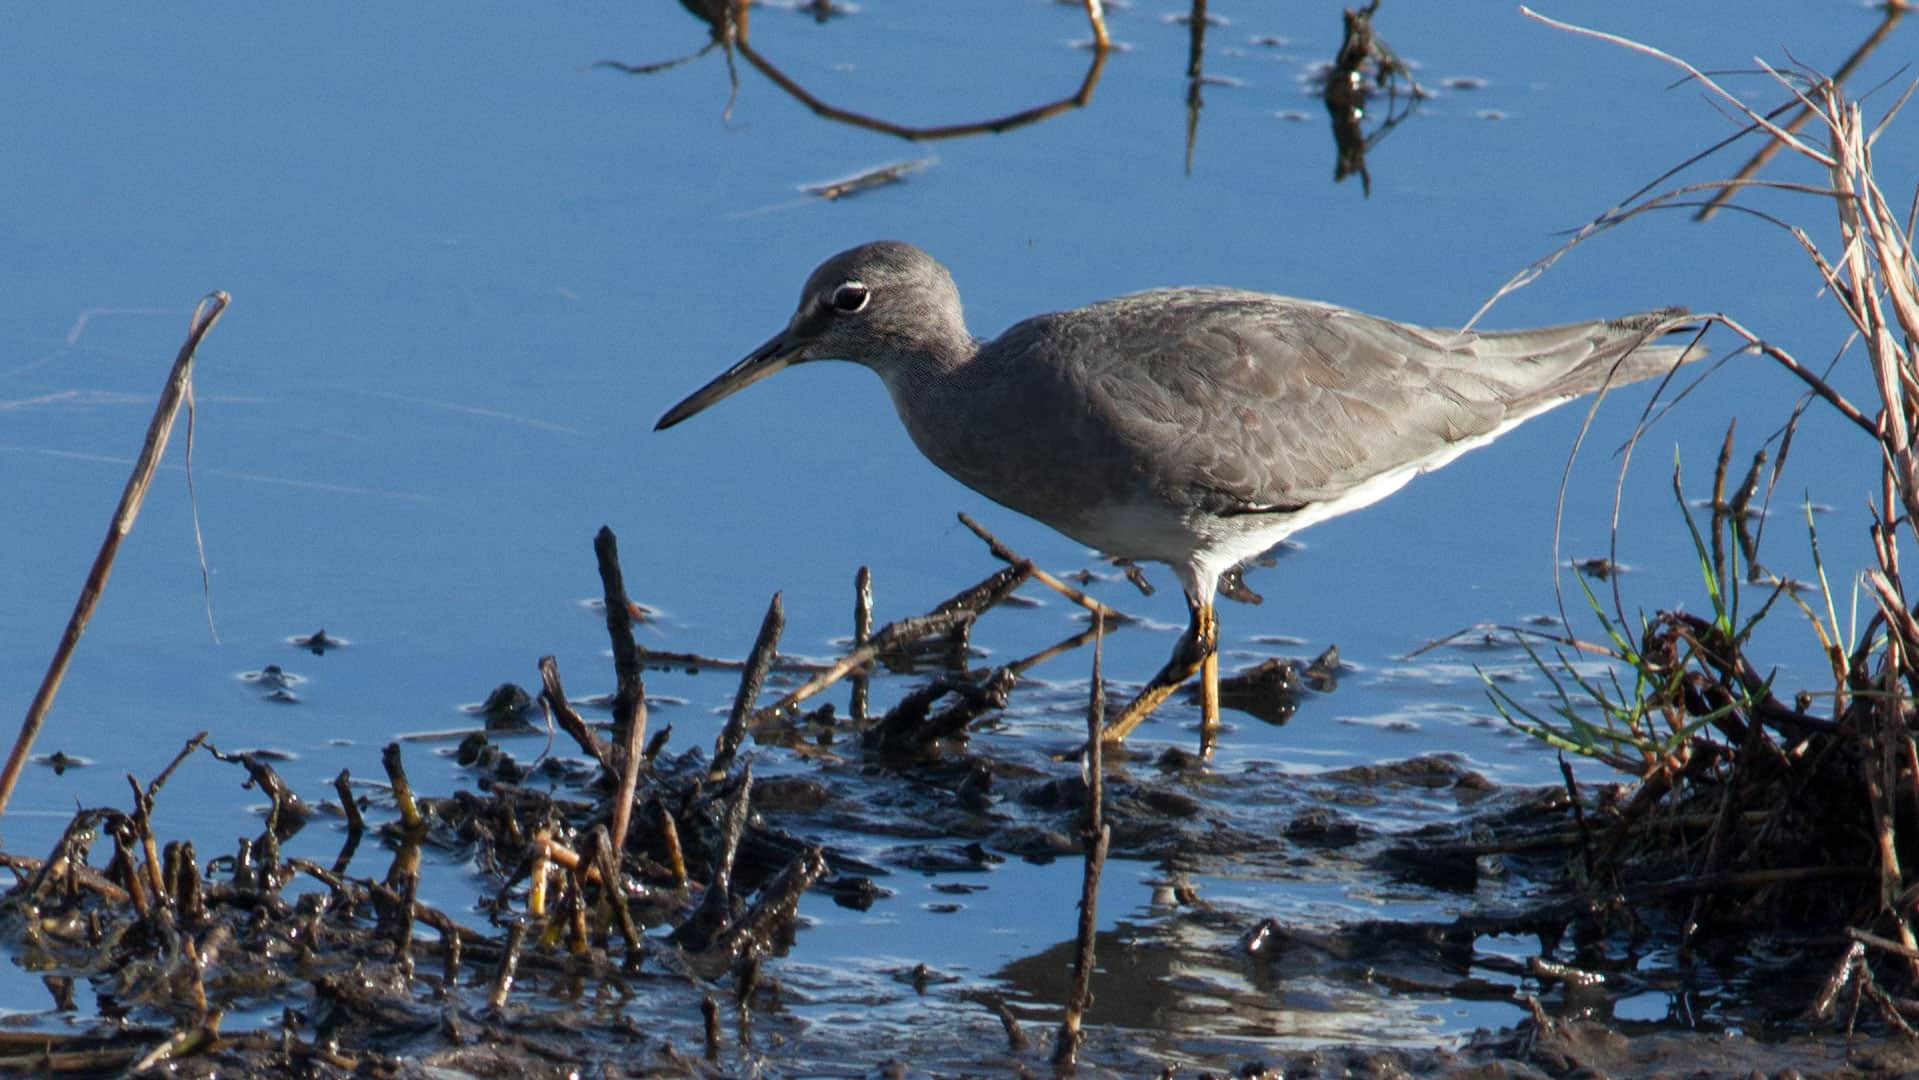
[
  {"x1": 1199, "y1": 645, "x2": 1220, "y2": 733},
  {"x1": 1196, "y1": 603, "x2": 1220, "y2": 757},
  {"x1": 1101, "y1": 598, "x2": 1217, "y2": 744}
]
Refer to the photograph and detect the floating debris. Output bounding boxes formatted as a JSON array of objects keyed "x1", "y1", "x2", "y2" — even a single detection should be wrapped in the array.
[
  {"x1": 802, "y1": 157, "x2": 934, "y2": 201},
  {"x1": 467, "y1": 682, "x2": 540, "y2": 732},
  {"x1": 240, "y1": 663, "x2": 304, "y2": 703},
  {"x1": 1571, "y1": 556, "x2": 1621, "y2": 580},
  {"x1": 291, "y1": 627, "x2": 345, "y2": 655},
  {"x1": 35, "y1": 750, "x2": 89, "y2": 774}
]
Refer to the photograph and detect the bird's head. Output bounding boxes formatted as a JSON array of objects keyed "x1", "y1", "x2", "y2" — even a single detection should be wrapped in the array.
[{"x1": 655, "y1": 241, "x2": 967, "y2": 430}]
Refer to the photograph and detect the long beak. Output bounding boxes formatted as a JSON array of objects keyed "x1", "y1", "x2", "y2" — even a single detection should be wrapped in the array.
[{"x1": 654, "y1": 330, "x2": 796, "y2": 431}]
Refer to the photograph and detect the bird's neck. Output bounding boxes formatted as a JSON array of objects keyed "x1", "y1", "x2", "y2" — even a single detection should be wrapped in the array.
[{"x1": 869, "y1": 325, "x2": 978, "y2": 394}]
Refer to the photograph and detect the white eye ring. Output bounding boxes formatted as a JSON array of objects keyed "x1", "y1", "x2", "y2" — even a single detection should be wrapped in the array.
[{"x1": 829, "y1": 281, "x2": 870, "y2": 313}]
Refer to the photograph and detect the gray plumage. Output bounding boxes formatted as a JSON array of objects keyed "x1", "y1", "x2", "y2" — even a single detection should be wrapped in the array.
[
  {"x1": 656, "y1": 241, "x2": 1703, "y2": 741},
  {"x1": 657, "y1": 240, "x2": 1702, "y2": 608}
]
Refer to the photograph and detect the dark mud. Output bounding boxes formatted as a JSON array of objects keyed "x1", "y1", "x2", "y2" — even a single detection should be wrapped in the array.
[{"x1": 2, "y1": 533, "x2": 1912, "y2": 1076}]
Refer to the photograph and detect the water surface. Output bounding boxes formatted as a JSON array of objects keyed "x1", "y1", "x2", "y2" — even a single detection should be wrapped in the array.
[{"x1": 1, "y1": 0, "x2": 1911, "y2": 1061}]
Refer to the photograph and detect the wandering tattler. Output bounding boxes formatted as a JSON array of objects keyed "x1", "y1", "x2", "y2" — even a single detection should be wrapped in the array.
[{"x1": 656, "y1": 241, "x2": 1703, "y2": 744}]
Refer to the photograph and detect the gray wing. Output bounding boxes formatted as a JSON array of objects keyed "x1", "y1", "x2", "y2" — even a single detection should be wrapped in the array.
[{"x1": 1043, "y1": 289, "x2": 1696, "y2": 514}]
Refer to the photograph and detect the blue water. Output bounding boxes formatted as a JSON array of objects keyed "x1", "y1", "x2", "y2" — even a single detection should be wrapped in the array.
[{"x1": 1, "y1": 0, "x2": 1911, "y2": 1055}]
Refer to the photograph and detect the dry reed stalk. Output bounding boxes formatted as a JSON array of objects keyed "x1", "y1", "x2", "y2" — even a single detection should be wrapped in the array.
[{"x1": 0, "y1": 293, "x2": 229, "y2": 819}]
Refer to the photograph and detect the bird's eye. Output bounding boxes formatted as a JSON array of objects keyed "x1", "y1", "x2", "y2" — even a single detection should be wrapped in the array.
[{"x1": 829, "y1": 282, "x2": 870, "y2": 313}]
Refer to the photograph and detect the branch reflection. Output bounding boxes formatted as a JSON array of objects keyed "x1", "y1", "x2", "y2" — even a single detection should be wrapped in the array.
[
  {"x1": 601, "y1": 0, "x2": 1112, "y2": 143},
  {"x1": 1321, "y1": 1, "x2": 1427, "y2": 196},
  {"x1": 1693, "y1": 0, "x2": 1909, "y2": 221},
  {"x1": 602, "y1": 0, "x2": 1444, "y2": 193}
]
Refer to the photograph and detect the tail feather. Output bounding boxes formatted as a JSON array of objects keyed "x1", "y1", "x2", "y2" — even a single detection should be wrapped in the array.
[{"x1": 1477, "y1": 307, "x2": 1707, "y2": 417}]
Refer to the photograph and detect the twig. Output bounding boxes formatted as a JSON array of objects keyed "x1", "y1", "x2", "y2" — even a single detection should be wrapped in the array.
[
  {"x1": 1694, "y1": 3, "x2": 1910, "y2": 220},
  {"x1": 1520, "y1": 8, "x2": 1832, "y2": 165},
  {"x1": 487, "y1": 919, "x2": 528, "y2": 1011},
  {"x1": 382, "y1": 743, "x2": 426, "y2": 834},
  {"x1": 702, "y1": 995, "x2": 722, "y2": 1060},
  {"x1": 1000, "y1": 625, "x2": 1103, "y2": 679},
  {"x1": 172, "y1": 840, "x2": 205, "y2": 925},
  {"x1": 332, "y1": 769, "x2": 364, "y2": 834},
  {"x1": 6, "y1": 811, "x2": 124, "y2": 904},
  {"x1": 658, "y1": 798, "x2": 689, "y2": 888},
  {"x1": 1054, "y1": 613, "x2": 1109, "y2": 1067},
  {"x1": 0, "y1": 292, "x2": 229, "y2": 817},
  {"x1": 998, "y1": 1001, "x2": 1030, "y2": 1052},
  {"x1": 539, "y1": 656, "x2": 612, "y2": 773},
  {"x1": 595, "y1": 527, "x2": 650, "y2": 859},
  {"x1": 627, "y1": 646, "x2": 827, "y2": 675},
  {"x1": 1852, "y1": 925, "x2": 1919, "y2": 961},
  {"x1": 671, "y1": 766, "x2": 753, "y2": 950},
  {"x1": 594, "y1": 527, "x2": 648, "y2": 757},
  {"x1": 715, "y1": 846, "x2": 828, "y2": 955},
  {"x1": 644, "y1": 725, "x2": 673, "y2": 763},
  {"x1": 125, "y1": 775, "x2": 166, "y2": 906},
  {"x1": 803, "y1": 159, "x2": 933, "y2": 201},
  {"x1": 395, "y1": 866, "x2": 420, "y2": 982},
  {"x1": 749, "y1": 564, "x2": 1030, "y2": 723},
  {"x1": 712, "y1": 593, "x2": 784, "y2": 779},
  {"x1": 526, "y1": 831, "x2": 552, "y2": 918},
  {"x1": 144, "y1": 731, "x2": 210, "y2": 800},
  {"x1": 1556, "y1": 755, "x2": 1597, "y2": 882},
  {"x1": 443, "y1": 915, "x2": 463, "y2": 992},
  {"x1": 958, "y1": 512, "x2": 1124, "y2": 620},
  {"x1": 851, "y1": 567, "x2": 873, "y2": 723},
  {"x1": 863, "y1": 667, "x2": 1020, "y2": 757},
  {"x1": 586, "y1": 824, "x2": 642, "y2": 963}
]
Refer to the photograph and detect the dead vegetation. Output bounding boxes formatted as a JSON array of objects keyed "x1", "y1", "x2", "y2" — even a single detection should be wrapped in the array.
[
  {"x1": 6, "y1": 10, "x2": 1919, "y2": 1074},
  {"x1": 1486, "y1": 8, "x2": 1919, "y2": 1034},
  {"x1": 0, "y1": 519, "x2": 1150, "y2": 1074}
]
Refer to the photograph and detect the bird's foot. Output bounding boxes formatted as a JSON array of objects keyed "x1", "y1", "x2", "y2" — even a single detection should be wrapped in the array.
[{"x1": 1099, "y1": 603, "x2": 1218, "y2": 747}]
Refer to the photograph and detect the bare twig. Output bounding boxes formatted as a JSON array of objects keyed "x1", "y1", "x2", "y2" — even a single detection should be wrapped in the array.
[
  {"x1": 958, "y1": 512, "x2": 1124, "y2": 620},
  {"x1": 1695, "y1": 3, "x2": 1910, "y2": 220},
  {"x1": 712, "y1": 593, "x2": 785, "y2": 780},
  {"x1": 382, "y1": 743, "x2": 426, "y2": 835},
  {"x1": 0, "y1": 293, "x2": 229, "y2": 818},
  {"x1": 595, "y1": 527, "x2": 651, "y2": 858},
  {"x1": 1054, "y1": 613, "x2": 1110, "y2": 1067},
  {"x1": 749, "y1": 564, "x2": 1030, "y2": 723},
  {"x1": 672, "y1": 765, "x2": 754, "y2": 950},
  {"x1": 487, "y1": 919, "x2": 528, "y2": 1011},
  {"x1": 539, "y1": 656, "x2": 613, "y2": 774},
  {"x1": 594, "y1": 527, "x2": 648, "y2": 756},
  {"x1": 851, "y1": 566, "x2": 873, "y2": 724}
]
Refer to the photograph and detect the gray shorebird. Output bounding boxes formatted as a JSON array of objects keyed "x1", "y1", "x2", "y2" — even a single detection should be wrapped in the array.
[{"x1": 656, "y1": 241, "x2": 1703, "y2": 744}]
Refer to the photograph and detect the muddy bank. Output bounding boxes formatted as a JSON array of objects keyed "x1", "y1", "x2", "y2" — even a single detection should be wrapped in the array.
[{"x1": 3, "y1": 527, "x2": 1914, "y2": 1076}]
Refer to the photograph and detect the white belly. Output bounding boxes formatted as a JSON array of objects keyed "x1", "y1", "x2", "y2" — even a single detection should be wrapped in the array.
[{"x1": 1072, "y1": 462, "x2": 1428, "y2": 603}]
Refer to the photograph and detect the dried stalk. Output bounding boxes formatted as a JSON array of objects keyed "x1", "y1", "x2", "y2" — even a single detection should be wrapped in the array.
[{"x1": 0, "y1": 293, "x2": 229, "y2": 817}]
